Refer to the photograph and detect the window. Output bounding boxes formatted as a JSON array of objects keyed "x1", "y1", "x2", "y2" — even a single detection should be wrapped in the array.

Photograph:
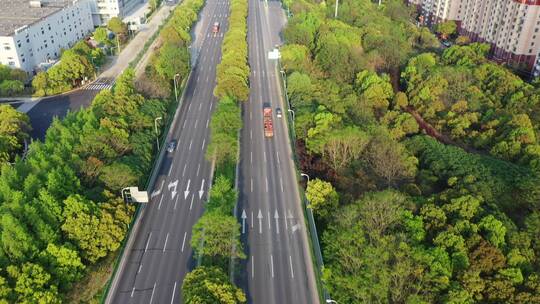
[
  {"x1": 8, "y1": 62, "x2": 15, "y2": 66},
  {"x1": 4, "y1": 46, "x2": 10, "y2": 50},
  {"x1": 22, "y1": 58, "x2": 25, "y2": 63}
]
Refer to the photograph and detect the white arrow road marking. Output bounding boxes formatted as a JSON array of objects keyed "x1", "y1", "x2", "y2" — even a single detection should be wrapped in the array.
[
  {"x1": 274, "y1": 210, "x2": 280, "y2": 234},
  {"x1": 241, "y1": 210, "x2": 247, "y2": 234},
  {"x1": 184, "y1": 179, "x2": 191, "y2": 199},
  {"x1": 168, "y1": 180, "x2": 178, "y2": 200},
  {"x1": 258, "y1": 210, "x2": 263, "y2": 234},
  {"x1": 199, "y1": 179, "x2": 205, "y2": 199}
]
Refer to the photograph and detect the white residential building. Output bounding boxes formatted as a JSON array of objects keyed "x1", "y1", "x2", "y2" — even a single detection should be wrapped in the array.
[
  {"x1": 92, "y1": 0, "x2": 145, "y2": 24},
  {"x1": 0, "y1": 0, "x2": 95, "y2": 74},
  {"x1": 408, "y1": 0, "x2": 540, "y2": 78}
]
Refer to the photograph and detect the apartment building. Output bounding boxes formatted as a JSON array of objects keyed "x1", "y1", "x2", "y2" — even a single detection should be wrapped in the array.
[
  {"x1": 407, "y1": 0, "x2": 540, "y2": 78},
  {"x1": 0, "y1": 0, "x2": 95, "y2": 74},
  {"x1": 92, "y1": 0, "x2": 144, "y2": 24}
]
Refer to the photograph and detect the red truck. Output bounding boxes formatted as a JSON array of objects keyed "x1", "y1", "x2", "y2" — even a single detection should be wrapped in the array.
[
  {"x1": 212, "y1": 22, "x2": 220, "y2": 35},
  {"x1": 263, "y1": 106, "x2": 273, "y2": 138}
]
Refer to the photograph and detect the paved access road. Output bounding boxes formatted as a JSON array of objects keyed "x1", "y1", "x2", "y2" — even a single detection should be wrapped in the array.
[
  {"x1": 105, "y1": 0, "x2": 229, "y2": 303},
  {"x1": 235, "y1": 0, "x2": 320, "y2": 303}
]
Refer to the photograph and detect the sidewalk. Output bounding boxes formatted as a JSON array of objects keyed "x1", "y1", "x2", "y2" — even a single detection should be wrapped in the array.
[{"x1": 101, "y1": 4, "x2": 176, "y2": 79}]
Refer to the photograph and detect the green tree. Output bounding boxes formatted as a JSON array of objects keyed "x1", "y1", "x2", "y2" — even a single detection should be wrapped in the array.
[
  {"x1": 107, "y1": 17, "x2": 127, "y2": 36},
  {"x1": 191, "y1": 213, "x2": 245, "y2": 262},
  {"x1": 0, "y1": 104, "x2": 31, "y2": 163},
  {"x1": 182, "y1": 266, "x2": 246, "y2": 304},
  {"x1": 93, "y1": 27, "x2": 109, "y2": 45},
  {"x1": 39, "y1": 243, "x2": 85, "y2": 290},
  {"x1": 155, "y1": 42, "x2": 190, "y2": 81},
  {"x1": 435, "y1": 21, "x2": 457, "y2": 40},
  {"x1": 305, "y1": 178, "x2": 339, "y2": 219},
  {"x1": 7, "y1": 263, "x2": 61, "y2": 304}
]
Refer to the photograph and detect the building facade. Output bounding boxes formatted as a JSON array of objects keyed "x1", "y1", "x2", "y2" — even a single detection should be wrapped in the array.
[
  {"x1": 408, "y1": 0, "x2": 540, "y2": 77},
  {"x1": 0, "y1": 0, "x2": 95, "y2": 74},
  {"x1": 92, "y1": 0, "x2": 144, "y2": 24}
]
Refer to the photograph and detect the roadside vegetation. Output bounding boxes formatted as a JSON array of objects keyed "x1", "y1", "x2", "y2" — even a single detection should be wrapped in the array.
[
  {"x1": 0, "y1": 69, "x2": 170, "y2": 302},
  {"x1": 32, "y1": 40, "x2": 105, "y2": 96},
  {"x1": 0, "y1": 105, "x2": 31, "y2": 164},
  {"x1": 137, "y1": 0, "x2": 205, "y2": 98},
  {"x1": 0, "y1": 65, "x2": 27, "y2": 97},
  {"x1": 281, "y1": 0, "x2": 540, "y2": 303},
  {"x1": 182, "y1": 0, "x2": 248, "y2": 302}
]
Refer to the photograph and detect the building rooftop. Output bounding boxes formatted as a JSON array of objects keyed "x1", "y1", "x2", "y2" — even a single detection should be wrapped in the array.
[{"x1": 0, "y1": 0, "x2": 72, "y2": 36}]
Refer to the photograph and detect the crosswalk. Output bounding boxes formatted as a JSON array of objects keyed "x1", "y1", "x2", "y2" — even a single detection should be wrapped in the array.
[{"x1": 84, "y1": 78, "x2": 115, "y2": 91}]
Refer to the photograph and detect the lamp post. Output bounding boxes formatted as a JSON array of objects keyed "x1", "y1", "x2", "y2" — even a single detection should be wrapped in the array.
[
  {"x1": 154, "y1": 117, "x2": 162, "y2": 150},
  {"x1": 300, "y1": 173, "x2": 310, "y2": 183},
  {"x1": 287, "y1": 108, "x2": 295, "y2": 121},
  {"x1": 173, "y1": 73, "x2": 181, "y2": 103},
  {"x1": 327, "y1": 300, "x2": 338, "y2": 304}
]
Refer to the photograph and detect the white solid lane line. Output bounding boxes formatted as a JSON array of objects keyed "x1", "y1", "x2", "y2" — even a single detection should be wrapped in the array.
[
  {"x1": 289, "y1": 255, "x2": 294, "y2": 278},
  {"x1": 158, "y1": 195, "x2": 164, "y2": 210},
  {"x1": 251, "y1": 256, "x2": 254, "y2": 278},
  {"x1": 163, "y1": 233, "x2": 169, "y2": 252},
  {"x1": 145, "y1": 232, "x2": 152, "y2": 253},
  {"x1": 170, "y1": 282, "x2": 177, "y2": 304},
  {"x1": 149, "y1": 282, "x2": 156, "y2": 304},
  {"x1": 270, "y1": 255, "x2": 275, "y2": 278},
  {"x1": 181, "y1": 232, "x2": 187, "y2": 252}
]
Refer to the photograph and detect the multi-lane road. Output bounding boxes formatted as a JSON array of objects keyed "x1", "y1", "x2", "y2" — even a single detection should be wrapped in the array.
[
  {"x1": 105, "y1": 0, "x2": 230, "y2": 302},
  {"x1": 235, "y1": 0, "x2": 319, "y2": 303}
]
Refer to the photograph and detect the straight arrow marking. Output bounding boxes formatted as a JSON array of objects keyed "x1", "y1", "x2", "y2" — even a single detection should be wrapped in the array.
[
  {"x1": 184, "y1": 179, "x2": 191, "y2": 199},
  {"x1": 257, "y1": 210, "x2": 263, "y2": 234},
  {"x1": 241, "y1": 210, "x2": 247, "y2": 234},
  {"x1": 168, "y1": 180, "x2": 178, "y2": 200},
  {"x1": 199, "y1": 179, "x2": 205, "y2": 199}
]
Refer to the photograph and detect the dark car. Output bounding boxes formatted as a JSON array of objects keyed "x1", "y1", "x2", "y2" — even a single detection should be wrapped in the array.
[
  {"x1": 167, "y1": 140, "x2": 177, "y2": 153},
  {"x1": 276, "y1": 107, "x2": 282, "y2": 118}
]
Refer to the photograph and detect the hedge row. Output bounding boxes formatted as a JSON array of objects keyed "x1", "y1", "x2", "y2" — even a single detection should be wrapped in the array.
[{"x1": 213, "y1": 0, "x2": 250, "y2": 101}]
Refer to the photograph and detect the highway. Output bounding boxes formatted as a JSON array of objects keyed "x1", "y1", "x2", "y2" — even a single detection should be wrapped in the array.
[
  {"x1": 105, "y1": 0, "x2": 230, "y2": 302},
  {"x1": 235, "y1": 0, "x2": 320, "y2": 303}
]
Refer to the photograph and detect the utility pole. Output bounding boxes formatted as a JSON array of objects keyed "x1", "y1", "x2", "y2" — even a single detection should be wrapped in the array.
[{"x1": 334, "y1": 0, "x2": 339, "y2": 18}]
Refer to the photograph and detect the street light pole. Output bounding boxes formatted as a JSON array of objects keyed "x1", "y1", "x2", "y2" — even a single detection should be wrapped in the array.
[
  {"x1": 327, "y1": 300, "x2": 339, "y2": 304},
  {"x1": 173, "y1": 73, "x2": 181, "y2": 103},
  {"x1": 300, "y1": 173, "x2": 310, "y2": 183},
  {"x1": 154, "y1": 116, "x2": 162, "y2": 150}
]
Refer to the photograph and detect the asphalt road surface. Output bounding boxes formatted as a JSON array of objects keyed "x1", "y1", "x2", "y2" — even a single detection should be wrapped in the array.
[
  {"x1": 106, "y1": 0, "x2": 229, "y2": 302},
  {"x1": 235, "y1": 0, "x2": 320, "y2": 303}
]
